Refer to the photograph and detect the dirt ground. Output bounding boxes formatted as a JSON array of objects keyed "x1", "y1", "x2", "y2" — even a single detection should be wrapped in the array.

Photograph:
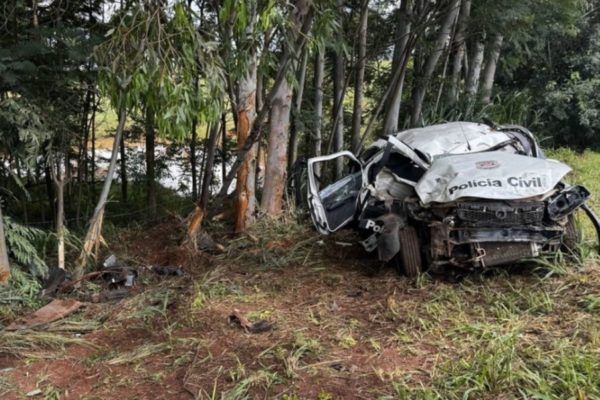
[{"x1": 1, "y1": 218, "x2": 599, "y2": 399}]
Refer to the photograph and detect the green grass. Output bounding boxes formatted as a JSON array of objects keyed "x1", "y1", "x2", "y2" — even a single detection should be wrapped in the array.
[{"x1": 548, "y1": 148, "x2": 600, "y2": 251}]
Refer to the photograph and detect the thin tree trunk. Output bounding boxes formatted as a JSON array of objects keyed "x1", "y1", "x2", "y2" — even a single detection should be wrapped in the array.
[
  {"x1": 261, "y1": 78, "x2": 292, "y2": 215},
  {"x1": 32, "y1": 0, "x2": 38, "y2": 27},
  {"x1": 90, "y1": 94, "x2": 97, "y2": 198},
  {"x1": 76, "y1": 109, "x2": 126, "y2": 279},
  {"x1": 351, "y1": 0, "x2": 368, "y2": 152},
  {"x1": 313, "y1": 47, "x2": 325, "y2": 176},
  {"x1": 410, "y1": 0, "x2": 460, "y2": 126},
  {"x1": 52, "y1": 162, "x2": 66, "y2": 270},
  {"x1": 221, "y1": 113, "x2": 227, "y2": 186},
  {"x1": 357, "y1": 34, "x2": 417, "y2": 151},
  {"x1": 382, "y1": 0, "x2": 413, "y2": 136},
  {"x1": 465, "y1": 37, "x2": 485, "y2": 116},
  {"x1": 288, "y1": 46, "x2": 309, "y2": 171},
  {"x1": 199, "y1": 123, "x2": 221, "y2": 210},
  {"x1": 447, "y1": 0, "x2": 470, "y2": 106},
  {"x1": 145, "y1": 109, "x2": 156, "y2": 216},
  {"x1": 333, "y1": 39, "x2": 345, "y2": 177},
  {"x1": 119, "y1": 128, "x2": 127, "y2": 204},
  {"x1": 190, "y1": 118, "x2": 198, "y2": 202},
  {"x1": 0, "y1": 203, "x2": 9, "y2": 282},
  {"x1": 480, "y1": 34, "x2": 503, "y2": 104},
  {"x1": 44, "y1": 164, "x2": 55, "y2": 223}
]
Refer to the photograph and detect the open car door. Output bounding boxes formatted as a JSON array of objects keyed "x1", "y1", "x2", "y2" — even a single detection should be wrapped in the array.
[{"x1": 307, "y1": 151, "x2": 364, "y2": 234}]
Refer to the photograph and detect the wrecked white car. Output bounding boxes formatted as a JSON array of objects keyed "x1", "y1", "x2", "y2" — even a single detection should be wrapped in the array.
[{"x1": 307, "y1": 122, "x2": 600, "y2": 276}]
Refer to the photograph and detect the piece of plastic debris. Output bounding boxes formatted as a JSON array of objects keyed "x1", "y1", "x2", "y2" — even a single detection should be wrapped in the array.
[
  {"x1": 6, "y1": 299, "x2": 83, "y2": 330},
  {"x1": 26, "y1": 389, "x2": 42, "y2": 397},
  {"x1": 228, "y1": 309, "x2": 273, "y2": 333},
  {"x1": 103, "y1": 254, "x2": 118, "y2": 268}
]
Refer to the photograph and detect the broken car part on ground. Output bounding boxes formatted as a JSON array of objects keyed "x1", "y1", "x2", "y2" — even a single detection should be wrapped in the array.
[{"x1": 307, "y1": 122, "x2": 600, "y2": 276}]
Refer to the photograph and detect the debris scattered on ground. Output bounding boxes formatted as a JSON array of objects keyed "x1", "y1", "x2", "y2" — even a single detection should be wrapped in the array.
[
  {"x1": 227, "y1": 308, "x2": 273, "y2": 333},
  {"x1": 196, "y1": 232, "x2": 225, "y2": 253},
  {"x1": 89, "y1": 287, "x2": 130, "y2": 303},
  {"x1": 152, "y1": 265, "x2": 184, "y2": 276},
  {"x1": 6, "y1": 299, "x2": 84, "y2": 330},
  {"x1": 40, "y1": 267, "x2": 67, "y2": 298}
]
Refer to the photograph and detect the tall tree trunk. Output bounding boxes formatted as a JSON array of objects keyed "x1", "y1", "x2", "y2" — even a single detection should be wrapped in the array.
[
  {"x1": 261, "y1": 79, "x2": 292, "y2": 215},
  {"x1": 119, "y1": 128, "x2": 127, "y2": 204},
  {"x1": 32, "y1": 0, "x2": 38, "y2": 27},
  {"x1": 234, "y1": 58, "x2": 258, "y2": 233},
  {"x1": 90, "y1": 93, "x2": 97, "y2": 197},
  {"x1": 410, "y1": 0, "x2": 460, "y2": 126},
  {"x1": 465, "y1": 37, "x2": 485, "y2": 116},
  {"x1": 52, "y1": 162, "x2": 66, "y2": 270},
  {"x1": 313, "y1": 48, "x2": 325, "y2": 176},
  {"x1": 480, "y1": 34, "x2": 503, "y2": 104},
  {"x1": 190, "y1": 118, "x2": 198, "y2": 202},
  {"x1": 288, "y1": 47, "x2": 309, "y2": 171},
  {"x1": 0, "y1": 202, "x2": 9, "y2": 282},
  {"x1": 145, "y1": 109, "x2": 156, "y2": 216},
  {"x1": 351, "y1": 0, "x2": 368, "y2": 152},
  {"x1": 382, "y1": 0, "x2": 413, "y2": 136},
  {"x1": 199, "y1": 123, "x2": 221, "y2": 211},
  {"x1": 44, "y1": 163, "x2": 55, "y2": 223},
  {"x1": 76, "y1": 110, "x2": 126, "y2": 279},
  {"x1": 332, "y1": 0, "x2": 345, "y2": 179},
  {"x1": 221, "y1": 113, "x2": 227, "y2": 186},
  {"x1": 447, "y1": 0, "x2": 471, "y2": 106}
]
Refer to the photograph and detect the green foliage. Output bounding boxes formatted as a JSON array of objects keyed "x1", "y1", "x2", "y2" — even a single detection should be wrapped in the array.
[
  {"x1": 0, "y1": 98, "x2": 50, "y2": 169},
  {"x1": 2, "y1": 217, "x2": 48, "y2": 278},
  {"x1": 96, "y1": 1, "x2": 225, "y2": 140}
]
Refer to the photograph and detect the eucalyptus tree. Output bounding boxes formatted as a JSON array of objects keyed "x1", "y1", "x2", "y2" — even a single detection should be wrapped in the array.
[{"x1": 82, "y1": 0, "x2": 224, "y2": 274}]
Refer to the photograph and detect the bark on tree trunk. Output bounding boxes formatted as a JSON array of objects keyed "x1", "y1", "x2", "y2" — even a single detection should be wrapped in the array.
[
  {"x1": 0, "y1": 202, "x2": 9, "y2": 283},
  {"x1": 76, "y1": 109, "x2": 126, "y2": 279},
  {"x1": 410, "y1": 0, "x2": 460, "y2": 127},
  {"x1": 465, "y1": 38, "x2": 485, "y2": 116},
  {"x1": 288, "y1": 47, "x2": 309, "y2": 171},
  {"x1": 313, "y1": 48, "x2": 324, "y2": 176},
  {"x1": 351, "y1": 0, "x2": 368, "y2": 152},
  {"x1": 216, "y1": 7, "x2": 314, "y2": 199},
  {"x1": 382, "y1": 0, "x2": 412, "y2": 136},
  {"x1": 261, "y1": 78, "x2": 292, "y2": 215},
  {"x1": 119, "y1": 128, "x2": 127, "y2": 204},
  {"x1": 90, "y1": 95, "x2": 96, "y2": 197},
  {"x1": 200, "y1": 123, "x2": 221, "y2": 209},
  {"x1": 234, "y1": 58, "x2": 258, "y2": 233},
  {"x1": 145, "y1": 109, "x2": 156, "y2": 216},
  {"x1": 185, "y1": 122, "x2": 222, "y2": 243},
  {"x1": 383, "y1": 7, "x2": 411, "y2": 135},
  {"x1": 447, "y1": 0, "x2": 471, "y2": 106},
  {"x1": 190, "y1": 118, "x2": 198, "y2": 202},
  {"x1": 333, "y1": 42, "x2": 345, "y2": 178},
  {"x1": 479, "y1": 34, "x2": 503, "y2": 104},
  {"x1": 52, "y1": 163, "x2": 66, "y2": 270}
]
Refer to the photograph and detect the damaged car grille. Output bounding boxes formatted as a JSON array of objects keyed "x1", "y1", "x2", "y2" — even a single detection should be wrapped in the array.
[{"x1": 455, "y1": 201, "x2": 545, "y2": 227}]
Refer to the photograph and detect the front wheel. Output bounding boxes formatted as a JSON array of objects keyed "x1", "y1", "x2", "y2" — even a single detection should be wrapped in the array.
[{"x1": 397, "y1": 226, "x2": 423, "y2": 277}]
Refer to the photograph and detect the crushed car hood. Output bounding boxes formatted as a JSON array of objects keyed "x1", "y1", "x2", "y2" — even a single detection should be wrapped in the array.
[
  {"x1": 396, "y1": 122, "x2": 514, "y2": 163},
  {"x1": 415, "y1": 152, "x2": 572, "y2": 203}
]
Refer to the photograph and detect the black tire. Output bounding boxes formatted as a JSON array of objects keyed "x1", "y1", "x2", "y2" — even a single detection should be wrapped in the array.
[{"x1": 398, "y1": 226, "x2": 423, "y2": 277}]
